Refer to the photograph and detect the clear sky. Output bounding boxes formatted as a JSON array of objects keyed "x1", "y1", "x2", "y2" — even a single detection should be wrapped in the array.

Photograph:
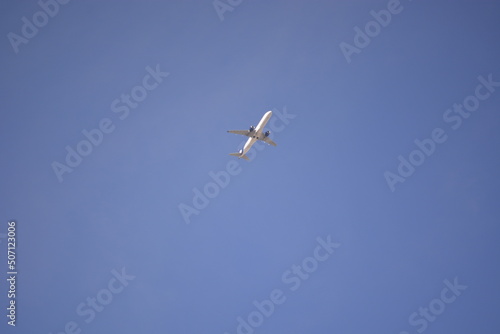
[{"x1": 1, "y1": 1, "x2": 500, "y2": 333}]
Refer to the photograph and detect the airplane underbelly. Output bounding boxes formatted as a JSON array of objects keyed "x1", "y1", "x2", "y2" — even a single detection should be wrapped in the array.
[{"x1": 243, "y1": 138, "x2": 256, "y2": 154}]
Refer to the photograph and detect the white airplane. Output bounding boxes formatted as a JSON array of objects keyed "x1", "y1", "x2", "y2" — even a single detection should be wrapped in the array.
[{"x1": 227, "y1": 110, "x2": 277, "y2": 161}]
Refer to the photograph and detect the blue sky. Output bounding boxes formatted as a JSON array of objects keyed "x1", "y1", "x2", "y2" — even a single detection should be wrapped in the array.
[{"x1": 1, "y1": 0, "x2": 500, "y2": 333}]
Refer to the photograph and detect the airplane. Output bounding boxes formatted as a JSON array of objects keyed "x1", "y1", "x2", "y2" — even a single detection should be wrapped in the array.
[{"x1": 227, "y1": 110, "x2": 277, "y2": 161}]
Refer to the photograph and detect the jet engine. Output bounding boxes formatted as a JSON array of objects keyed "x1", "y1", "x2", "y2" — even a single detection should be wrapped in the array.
[
  {"x1": 249, "y1": 126, "x2": 255, "y2": 132},
  {"x1": 264, "y1": 130, "x2": 271, "y2": 137}
]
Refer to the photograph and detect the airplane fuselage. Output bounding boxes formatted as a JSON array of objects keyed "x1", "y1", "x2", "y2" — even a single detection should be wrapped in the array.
[
  {"x1": 227, "y1": 110, "x2": 276, "y2": 161},
  {"x1": 241, "y1": 111, "x2": 272, "y2": 156}
]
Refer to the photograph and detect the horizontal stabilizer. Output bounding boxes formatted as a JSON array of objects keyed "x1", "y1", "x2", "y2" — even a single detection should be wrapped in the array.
[{"x1": 229, "y1": 152, "x2": 250, "y2": 161}]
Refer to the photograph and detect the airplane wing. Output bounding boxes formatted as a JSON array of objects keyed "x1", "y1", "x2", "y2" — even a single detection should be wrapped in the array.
[
  {"x1": 261, "y1": 136, "x2": 277, "y2": 146},
  {"x1": 254, "y1": 131, "x2": 277, "y2": 146},
  {"x1": 227, "y1": 130, "x2": 277, "y2": 146},
  {"x1": 227, "y1": 130, "x2": 251, "y2": 137}
]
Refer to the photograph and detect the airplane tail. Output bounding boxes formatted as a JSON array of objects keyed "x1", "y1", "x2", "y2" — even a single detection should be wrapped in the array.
[{"x1": 229, "y1": 152, "x2": 250, "y2": 161}]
